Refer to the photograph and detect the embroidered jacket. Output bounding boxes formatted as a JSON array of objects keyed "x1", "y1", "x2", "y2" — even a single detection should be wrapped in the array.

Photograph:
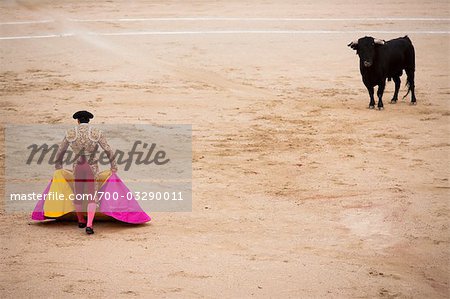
[{"x1": 55, "y1": 123, "x2": 117, "y2": 177}]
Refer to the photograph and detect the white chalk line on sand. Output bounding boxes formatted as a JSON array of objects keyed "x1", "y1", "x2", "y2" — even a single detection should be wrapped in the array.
[
  {"x1": 0, "y1": 20, "x2": 54, "y2": 25},
  {"x1": 1, "y1": 30, "x2": 449, "y2": 40},
  {"x1": 0, "y1": 33, "x2": 74, "y2": 40},
  {"x1": 68, "y1": 17, "x2": 450, "y2": 22},
  {"x1": 1, "y1": 17, "x2": 450, "y2": 25}
]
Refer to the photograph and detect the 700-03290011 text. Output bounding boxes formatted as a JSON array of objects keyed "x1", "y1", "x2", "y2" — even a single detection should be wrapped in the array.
[{"x1": 98, "y1": 191, "x2": 184, "y2": 201}]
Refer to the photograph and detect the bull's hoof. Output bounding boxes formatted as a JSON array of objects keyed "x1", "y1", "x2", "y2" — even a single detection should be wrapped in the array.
[
  {"x1": 369, "y1": 105, "x2": 375, "y2": 109},
  {"x1": 390, "y1": 99, "x2": 397, "y2": 104},
  {"x1": 378, "y1": 106, "x2": 384, "y2": 110},
  {"x1": 410, "y1": 101, "x2": 417, "y2": 105}
]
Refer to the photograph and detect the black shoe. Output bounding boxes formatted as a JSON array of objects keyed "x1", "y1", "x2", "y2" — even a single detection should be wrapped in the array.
[
  {"x1": 86, "y1": 227, "x2": 94, "y2": 235},
  {"x1": 78, "y1": 222, "x2": 87, "y2": 228}
]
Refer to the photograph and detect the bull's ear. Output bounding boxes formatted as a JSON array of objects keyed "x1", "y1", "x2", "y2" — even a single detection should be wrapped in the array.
[{"x1": 348, "y1": 41, "x2": 358, "y2": 50}]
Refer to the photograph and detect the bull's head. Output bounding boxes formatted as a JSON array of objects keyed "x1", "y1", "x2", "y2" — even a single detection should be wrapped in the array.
[{"x1": 348, "y1": 36, "x2": 385, "y2": 67}]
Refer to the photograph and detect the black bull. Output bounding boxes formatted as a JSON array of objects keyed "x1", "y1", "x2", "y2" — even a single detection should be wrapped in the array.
[{"x1": 348, "y1": 36, "x2": 416, "y2": 109}]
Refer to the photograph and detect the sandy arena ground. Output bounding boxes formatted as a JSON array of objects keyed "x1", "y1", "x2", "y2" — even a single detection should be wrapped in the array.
[{"x1": 0, "y1": 1, "x2": 449, "y2": 298}]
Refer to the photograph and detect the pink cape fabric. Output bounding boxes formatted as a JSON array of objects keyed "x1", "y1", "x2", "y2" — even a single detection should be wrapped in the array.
[{"x1": 31, "y1": 173, "x2": 151, "y2": 224}]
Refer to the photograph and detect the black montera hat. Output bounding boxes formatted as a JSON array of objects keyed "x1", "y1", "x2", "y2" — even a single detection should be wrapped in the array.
[{"x1": 72, "y1": 110, "x2": 94, "y2": 120}]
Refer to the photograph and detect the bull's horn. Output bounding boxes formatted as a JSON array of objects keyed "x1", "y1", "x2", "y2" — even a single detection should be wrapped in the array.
[
  {"x1": 374, "y1": 38, "x2": 385, "y2": 45},
  {"x1": 347, "y1": 40, "x2": 358, "y2": 47}
]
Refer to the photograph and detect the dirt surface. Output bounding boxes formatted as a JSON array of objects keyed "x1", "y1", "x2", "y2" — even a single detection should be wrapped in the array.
[{"x1": 0, "y1": 1, "x2": 449, "y2": 298}]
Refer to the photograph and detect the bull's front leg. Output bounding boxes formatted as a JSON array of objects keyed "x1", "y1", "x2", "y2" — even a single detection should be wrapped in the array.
[
  {"x1": 366, "y1": 85, "x2": 376, "y2": 109},
  {"x1": 377, "y1": 80, "x2": 386, "y2": 110}
]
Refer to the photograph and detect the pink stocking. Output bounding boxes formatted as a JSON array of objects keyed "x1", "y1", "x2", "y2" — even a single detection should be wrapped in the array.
[{"x1": 87, "y1": 202, "x2": 96, "y2": 228}]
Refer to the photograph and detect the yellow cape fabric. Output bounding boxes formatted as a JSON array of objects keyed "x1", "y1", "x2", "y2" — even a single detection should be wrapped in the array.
[{"x1": 43, "y1": 169, "x2": 112, "y2": 218}]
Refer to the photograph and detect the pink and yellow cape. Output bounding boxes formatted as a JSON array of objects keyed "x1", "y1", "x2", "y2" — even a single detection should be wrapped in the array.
[{"x1": 31, "y1": 169, "x2": 151, "y2": 224}]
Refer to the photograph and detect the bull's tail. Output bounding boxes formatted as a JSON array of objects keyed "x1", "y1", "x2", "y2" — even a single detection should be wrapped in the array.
[
  {"x1": 403, "y1": 79, "x2": 411, "y2": 99},
  {"x1": 403, "y1": 35, "x2": 415, "y2": 100}
]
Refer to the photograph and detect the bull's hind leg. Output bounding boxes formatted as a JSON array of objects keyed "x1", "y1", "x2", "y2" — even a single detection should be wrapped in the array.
[
  {"x1": 377, "y1": 81, "x2": 386, "y2": 110},
  {"x1": 406, "y1": 69, "x2": 417, "y2": 104},
  {"x1": 366, "y1": 86, "x2": 376, "y2": 109},
  {"x1": 391, "y1": 76, "x2": 401, "y2": 103}
]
